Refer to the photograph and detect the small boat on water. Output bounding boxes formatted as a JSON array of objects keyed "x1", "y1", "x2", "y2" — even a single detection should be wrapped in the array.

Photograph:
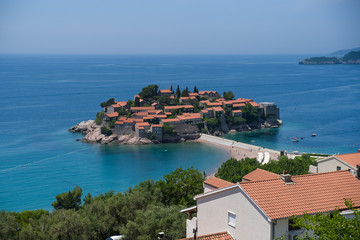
[
  {"x1": 292, "y1": 137, "x2": 299, "y2": 142},
  {"x1": 312, "y1": 133, "x2": 317, "y2": 137}
]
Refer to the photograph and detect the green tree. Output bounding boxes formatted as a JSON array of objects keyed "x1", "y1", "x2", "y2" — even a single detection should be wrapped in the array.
[
  {"x1": 216, "y1": 158, "x2": 260, "y2": 183},
  {"x1": 289, "y1": 199, "x2": 360, "y2": 240},
  {"x1": 52, "y1": 186, "x2": 83, "y2": 210},
  {"x1": 139, "y1": 85, "x2": 159, "y2": 101},
  {"x1": 95, "y1": 111, "x2": 105, "y2": 125},
  {"x1": 0, "y1": 210, "x2": 18, "y2": 240},
  {"x1": 100, "y1": 98, "x2": 116, "y2": 108},
  {"x1": 134, "y1": 96, "x2": 140, "y2": 107},
  {"x1": 121, "y1": 205, "x2": 186, "y2": 240},
  {"x1": 157, "y1": 167, "x2": 204, "y2": 207},
  {"x1": 108, "y1": 120, "x2": 116, "y2": 129},
  {"x1": 223, "y1": 91, "x2": 235, "y2": 100},
  {"x1": 162, "y1": 123, "x2": 177, "y2": 136},
  {"x1": 84, "y1": 193, "x2": 93, "y2": 205},
  {"x1": 193, "y1": 86, "x2": 199, "y2": 93},
  {"x1": 176, "y1": 85, "x2": 181, "y2": 98},
  {"x1": 242, "y1": 103, "x2": 258, "y2": 123},
  {"x1": 101, "y1": 126, "x2": 112, "y2": 136}
]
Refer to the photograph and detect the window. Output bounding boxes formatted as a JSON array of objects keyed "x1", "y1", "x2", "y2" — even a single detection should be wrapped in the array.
[
  {"x1": 337, "y1": 166, "x2": 341, "y2": 171},
  {"x1": 228, "y1": 211, "x2": 236, "y2": 228}
]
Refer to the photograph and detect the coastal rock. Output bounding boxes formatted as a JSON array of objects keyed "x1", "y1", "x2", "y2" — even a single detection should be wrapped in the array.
[
  {"x1": 101, "y1": 134, "x2": 118, "y2": 144},
  {"x1": 83, "y1": 127, "x2": 105, "y2": 142},
  {"x1": 69, "y1": 120, "x2": 95, "y2": 133}
]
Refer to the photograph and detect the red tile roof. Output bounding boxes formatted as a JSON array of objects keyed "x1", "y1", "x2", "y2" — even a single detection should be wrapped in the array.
[
  {"x1": 177, "y1": 113, "x2": 202, "y2": 121},
  {"x1": 233, "y1": 103, "x2": 246, "y2": 108},
  {"x1": 106, "y1": 112, "x2": 119, "y2": 118},
  {"x1": 130, "y1": 106, "x2": 155, "y2": 111},
  {"x1": 242, "y1": 168, "x2": 279, "y2": 182},
  {"x1": 159, "y1": 89, "x2": 172, "y2": 94},
  {"x1": 151, "y1": 124, "x2": 163, "y2": 128},
  {"x1": 232, "y1": 110, "x2": 242, "y2": 113},
  {"x1": 136, "y1": 122, "x2": 150, "y2": 127},
  {"x1": 164, "y1": 105, "x2": 194, "y2": 110},
  {"x1": 161, "y1": 118, "x2": 180, "y2": 123},
  {"x1": 179, "y1": 231, "x2": 233, "y2": 240},
  {"x1": 249, "y1": 101, "x2": 260, "y2": 107},
  {"x1": 335, "y1": 152, "x2": 360, "y2": 168},
  {"x1": 116, "y1": 101, "x2": 127, "y2": 107},
  {"x1": 240, "y1": 170, "x2": 360, "y2": 220},
  {"x1": 212, "y1": 107, "x2": 225, "y2": 112},
  {"x1": 199, "y1": 91, "x2": 219, "y2": 95},
  {"x1": 189, "y1": 92, "x2": 199, "y2": 96},
  {"x1": 204, "y1": 176, "x2": 234, "y2": 189}
]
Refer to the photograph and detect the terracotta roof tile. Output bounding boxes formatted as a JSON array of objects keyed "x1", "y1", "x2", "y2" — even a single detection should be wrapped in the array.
[
  {"x1": 131, "y1": 106, "x2": 155, "y2": 111},
  {"x1": 204, "y1": 176, "x2": 234, "y2": 189},
  {"x1": 159, "y1": 89, "x2": 172, "y2": 93},
  {"x1": 240, "y1": 170, "x2": 360, "y2": 220},
  {"x1": 242, "y1": 168, "x2": 279, "y2": 182},
  {"x1": 164, "y1": 105, "x2": 194, "y2": 110},
  {"x1": 106, "y1": 112, "x2": 119, "y2": 118},
  {"x1": 179, "y1": 231, "x2": 233, "y2": 240},
  {"x1": 335, "y1": 152, "x2": 360, "y2": 168}
]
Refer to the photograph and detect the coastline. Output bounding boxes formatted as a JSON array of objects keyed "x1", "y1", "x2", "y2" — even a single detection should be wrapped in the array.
[{"x1": 195, "y1": 134, "x2": 299, "y2": 161}]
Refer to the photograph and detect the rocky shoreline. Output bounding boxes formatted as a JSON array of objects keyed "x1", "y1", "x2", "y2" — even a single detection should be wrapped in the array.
[
  {"x1": 69, "y1": 119, "x2": 281, "y2": 145},
  {"x1": 69, "y1": 120, "x2": 153, "y2": 145}
]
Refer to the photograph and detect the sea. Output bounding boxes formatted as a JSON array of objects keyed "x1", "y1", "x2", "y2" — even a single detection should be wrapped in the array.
[{"x1": 0, "y1": 55, "x2": 359, "y2": 212}]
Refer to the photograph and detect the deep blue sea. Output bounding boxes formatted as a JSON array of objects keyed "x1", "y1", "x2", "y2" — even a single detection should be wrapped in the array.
[{"x1": 0, "y1": 55, "x2": 359, "y2": 211}]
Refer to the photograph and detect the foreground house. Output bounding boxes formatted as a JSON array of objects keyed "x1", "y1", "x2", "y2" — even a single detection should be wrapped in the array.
[
  {"x1": 314, "y1": 151, "x2": 360, "y2": 177},
  {"x1": 182, "y1": 170, "x2": 360, "y2": 240}
]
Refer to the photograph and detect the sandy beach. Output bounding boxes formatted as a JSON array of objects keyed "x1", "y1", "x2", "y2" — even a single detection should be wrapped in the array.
[{"x1": 196, "y1": 134, "x2": 294, "y2": 162}]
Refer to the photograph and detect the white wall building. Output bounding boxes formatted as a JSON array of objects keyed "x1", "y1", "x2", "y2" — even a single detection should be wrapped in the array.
[{"x1": 181, "y1": 170, "x2": 360, "y2": 240}]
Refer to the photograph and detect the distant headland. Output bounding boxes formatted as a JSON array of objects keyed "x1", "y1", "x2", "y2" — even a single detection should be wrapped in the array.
[
  {"x1": 299, "y1": 50, "x2": 360, "y2": 65},
  {"x1": 70, "y1": 85, "x2": 281, "y2": 144}
]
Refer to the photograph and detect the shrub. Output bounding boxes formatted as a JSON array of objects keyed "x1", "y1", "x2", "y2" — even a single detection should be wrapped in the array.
[
  {"x1": 95, "y1": 112, "x2": 104, "y2": 125},
  {"x1": 101, "y1": 126, "x2": 112, "y2": 136}
]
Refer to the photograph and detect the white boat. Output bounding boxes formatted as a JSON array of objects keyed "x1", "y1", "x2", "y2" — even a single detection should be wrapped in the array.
[
  {"x1": 292, "y1": 137, "x2": 299, "y2": 142},
  {"x1": 312, "y1": 133, "x2": 317, "y2": 137}
]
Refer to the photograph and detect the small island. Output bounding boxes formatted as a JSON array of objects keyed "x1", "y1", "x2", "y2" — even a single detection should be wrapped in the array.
[
  {"x1": 70, "y1": 85, "x2": 281, "y2": 144},
  {"x1": 299, "y1": 50, "x2": 360, "y2": 65}
]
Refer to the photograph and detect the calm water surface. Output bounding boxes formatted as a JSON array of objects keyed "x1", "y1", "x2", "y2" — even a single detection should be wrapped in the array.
[{"x1": 0, "y1": 55, "x2": 359, "y2": 211}]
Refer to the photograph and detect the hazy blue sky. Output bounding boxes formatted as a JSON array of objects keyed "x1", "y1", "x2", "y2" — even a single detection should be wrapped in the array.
[{"x1": 0, "y1": 0, "x2": 359, "y2": 54}]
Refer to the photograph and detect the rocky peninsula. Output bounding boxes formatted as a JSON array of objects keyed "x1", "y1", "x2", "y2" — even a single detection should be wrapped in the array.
[
  {"x1": 69, "y1": 85, "x2": 281, "y2": 145},
  {"x1": 299, "y1": 50, "x2": 360, "y2": 65}
]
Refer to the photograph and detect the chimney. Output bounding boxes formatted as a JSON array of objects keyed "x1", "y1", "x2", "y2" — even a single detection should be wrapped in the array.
[{"x1": 280, "y1": 170, "x2": 294, "y2": 184}]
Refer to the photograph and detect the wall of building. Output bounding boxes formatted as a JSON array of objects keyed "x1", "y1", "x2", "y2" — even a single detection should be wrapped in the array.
[
  {"x1": 318, "y1": 157, "x2": 355, "y2": 174},
  {"x1": 186, "y1": 217, "x2": 197, "y2": 238},
  {"x1": 196, "y1": 187, "x2": 271, "y2": 239}
]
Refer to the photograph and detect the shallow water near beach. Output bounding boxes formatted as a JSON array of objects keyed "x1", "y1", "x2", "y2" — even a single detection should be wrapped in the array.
[{"x1": 0, "y1": 54, "x2": 359, "y2": 211}]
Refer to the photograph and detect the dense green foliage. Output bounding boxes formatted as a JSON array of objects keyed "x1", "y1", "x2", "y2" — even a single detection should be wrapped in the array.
[
  {"x1": 100, "y1": 98, "x2": 116, "y2": 108},
  {"x1": 203, "y1": 118, "x2": 220, "y2": 132},
  {"x1": 158, "y1": 167, "x2": 204, "y2": 206},
  {"x1": 0, "y1": 168, "x2": 204, "y2": 240},
  {"x1": 139, "y1": 85, "x2": 159, "y2": 101},
  {"x1": 223, "y1": 91, "x2": 235, "y2": 100},
  {"x1": 342, "y1": 51, "x2": 360, "y2": 62},
  {"x1": 216, "y1": 154, "x2": 317, "y2": 183},
  {"x1": 52, "y1": 186, "x2": 83, "y2": 210},
  {"x1": 242, "y1": 103, "x2": 258, "y2": 123},
  {"x1": 289, "y1": 200, "x2": 360, "y2": 240},
  {"x1": 162, "y1": 123, "x2": 177, "y2": 136},
  {"x1": 95, "y1": 111, "x2": 105, "y2": 125},
  {"x1": 226, "y1": 116, "x2": 246, "y2": 125},
  {"x1": 108, "y1": 119, "x2": 116, "y2": 128},
  {"x1": 101, "y1": 126, "x2": 112, "y2": 136}
]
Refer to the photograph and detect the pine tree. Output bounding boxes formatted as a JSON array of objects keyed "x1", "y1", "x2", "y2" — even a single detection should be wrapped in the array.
[{"x1": 176, "y1": 85, "x2": 181, "y2": 98}]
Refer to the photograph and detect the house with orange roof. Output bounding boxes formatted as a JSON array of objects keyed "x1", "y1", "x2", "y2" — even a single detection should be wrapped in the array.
[
  {"x1": 160, "y1": 118, "x2": 180, "y2": 125},
  {"x1": 203, "y1": 176, "x2": 234, "y2": 193},
  {"x1": 231, "y1": 110, "x2": 242, "y2": 118},
  {"x1": 178, "y1": 231, "x2": 234, "y2": 240},
  {"x1": 130, "y1": 106, "x2": 155, "y2": 113},
  {"x1": 198, "y1": 91, "x2": 220, "y2": 98},
  {"x1": 159, "y1": 89, "x2": 173, "y2": 96},
  {"x1": 104, "y1": 112, "x2": 119, "y2": 121},
  {"x1": 182, "y1": 170, "x2": 360, "y2": 239},
  {"x1": 211, "y1": 107, "x2": 225, "y2": 117},
  {"x1": 188, "y1": 92, "x2": 199, "y2": 97},
  {"x1": 180, "y1": 96, "x2": 197, "y2": 104},
  {"x1": 200, "y1": 109, "x2": 214, "y2": 119},
  {"x1": 164, "y1": 105, "x2": 194, "y2": 113},
  {"x1": 176, "y1": 113, "x2": 202, "y2": 124},
  {"x1": 242, "y1": 168, "x2": 280, "y2": 182},
  {"x1": 316, "y1": 151, "x2": 360, "y2": 177}
]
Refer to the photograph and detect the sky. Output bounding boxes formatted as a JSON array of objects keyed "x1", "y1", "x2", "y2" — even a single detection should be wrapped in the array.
[{"x1": 0, "y1": 0, "x2": 359, "y2": 54}]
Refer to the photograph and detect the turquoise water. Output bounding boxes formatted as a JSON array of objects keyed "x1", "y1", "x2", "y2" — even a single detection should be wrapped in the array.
[{"x1": 0, "y1": 55, "x2": 359, "y2": 211}]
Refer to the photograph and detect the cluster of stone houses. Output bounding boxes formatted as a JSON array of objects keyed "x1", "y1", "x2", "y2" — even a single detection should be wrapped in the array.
[
  {"x1": 102, "y1": 88, "x2": 280, "y2": 140},
  {"x1": 180, "y1": 151, "x2": 360, "y2": 240}
]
